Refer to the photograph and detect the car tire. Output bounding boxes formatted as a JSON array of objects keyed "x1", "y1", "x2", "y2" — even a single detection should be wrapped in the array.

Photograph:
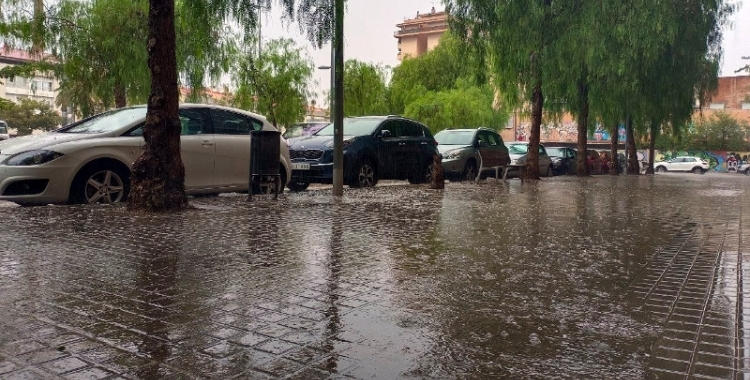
[
  {"x1": 656, "y1": 166, "x2": 667, "y2": 173},
  {"x1": 409, "y1": 160, "x2": 434, "y2": 184},
  {"x1": 692, "y1": 167, "x2": 705, "y2": 174},
  {"x1": 349, "y1": 158, "x2": 378, "y2": 188},
  {"x1": 745, "y1": 168, "x2": 750, "y2": 176},
  {"x1": 70, "y1": 161, "x2": 130, "y2": 204},
  {"x1": 461, "y1": 160, "x2": 477, "y2": 182},
  {"x1": 287, "y1": 180, "x2": 310, "y2": 192}
]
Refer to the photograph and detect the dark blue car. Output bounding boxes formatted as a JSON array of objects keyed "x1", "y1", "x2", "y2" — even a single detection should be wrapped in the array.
[{"x1": 287, "y1": 116, "x2": 439, "y2": 191}]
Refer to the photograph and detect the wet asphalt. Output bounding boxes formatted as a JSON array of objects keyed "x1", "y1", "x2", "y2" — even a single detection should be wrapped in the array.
[{"x1": 0, "y1": 172, "x2": 749, "y2": 379}]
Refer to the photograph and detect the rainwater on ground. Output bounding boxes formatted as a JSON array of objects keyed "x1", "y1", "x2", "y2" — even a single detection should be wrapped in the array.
[{"x1": 0, "y1": 173, "x2": 748, "y2": 379}]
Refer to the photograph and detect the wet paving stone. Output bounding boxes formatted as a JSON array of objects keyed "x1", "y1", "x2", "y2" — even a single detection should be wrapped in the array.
[{"x1": 3, "y1": 173, "x2": 750, "y2": 378}]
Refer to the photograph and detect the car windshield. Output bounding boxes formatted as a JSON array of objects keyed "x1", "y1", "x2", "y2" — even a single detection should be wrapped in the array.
[
  {"x1": 61, "y1": 107, "x2": 146, "y2": 134},
  {"x1": 435, "y1": 130, "x2": 474, "y2": 145},
  {"x1": 315, "y1": 118, "x2": 381, "y2": 137},
  {"x1": 506, "y1": 143, "x2": 528, "y2": 154},
  {"x1": 284, "y1": 123, "x2": 328, "y2": 138},
  {"x1": 0, "y1": 122, "x2": 7, "y2": 134},
  {"x1": 546, "y1": 148, "x2": 566, "y2": 157}
]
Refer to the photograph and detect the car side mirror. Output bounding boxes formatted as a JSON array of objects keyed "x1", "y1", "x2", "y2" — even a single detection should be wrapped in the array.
[{"x1": 379, "y1": 130, "x2": 392, "y2": 138}]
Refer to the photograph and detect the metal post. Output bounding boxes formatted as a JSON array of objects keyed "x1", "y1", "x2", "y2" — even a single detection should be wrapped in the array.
[{"x1": 332, "y1": 0, "x2": 344, "y2": 196}]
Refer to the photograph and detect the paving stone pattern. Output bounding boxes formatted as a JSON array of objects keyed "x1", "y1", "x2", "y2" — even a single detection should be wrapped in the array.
[{"x1": 0, "y1": 174, "x2": 749, "y2": 379}]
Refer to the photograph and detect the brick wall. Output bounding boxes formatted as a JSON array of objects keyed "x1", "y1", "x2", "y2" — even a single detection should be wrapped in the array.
[{"x1": 711, "y1": 76, "x2": 750, "y2": 109}]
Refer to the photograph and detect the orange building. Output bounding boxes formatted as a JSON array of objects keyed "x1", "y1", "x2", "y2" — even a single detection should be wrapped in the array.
[{"x1": 394, "y1": 7, "x2": 448, "y2": 61}]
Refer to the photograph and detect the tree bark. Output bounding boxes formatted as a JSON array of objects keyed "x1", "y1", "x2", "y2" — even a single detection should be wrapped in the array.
[
  {"x1": 128, "y1": 0, "x2": 187, "y2": 212},
  {"x1": 576, "y1": 75, "x2": 589, "y2": 176},
  {"x1": 524, "y1": 82, "x2": 542, "y2": 180},
  {"x1": 647, "y1": 121, "x2": 657, "y2": 174},
  {"x1": 114, "y1": 81, "x2": 127, "y2": 108},
  {"x1": 609, "y1": 123, "x2": 618, "y2": 175},
  {"x1": 626, "y1": 115, "x2": 639, "y2": 174},
  {"x1": 31, "y1": 0, "x2": 45, "y2": 57}
]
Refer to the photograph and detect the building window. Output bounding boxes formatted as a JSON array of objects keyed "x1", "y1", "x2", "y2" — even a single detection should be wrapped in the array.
[
  {"x1": 709, "y1": 103, "x2": 725, "y2": 110},
  {"x1": 742, "y1": 103, "x2": 750, "y2": 110}
]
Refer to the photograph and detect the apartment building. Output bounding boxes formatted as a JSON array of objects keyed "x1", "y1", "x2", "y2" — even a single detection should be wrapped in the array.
[
  {"x1": 0, "y1": 46, "x2": 59, "y2": 108},
  {"x1": 394, "y1": 7, "x2": 448, "y2": 61}
]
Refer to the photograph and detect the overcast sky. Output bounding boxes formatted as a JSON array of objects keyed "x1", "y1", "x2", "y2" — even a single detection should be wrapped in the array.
[{"x1": 259, "y1": 0, "x2": 750, "y2": 106}]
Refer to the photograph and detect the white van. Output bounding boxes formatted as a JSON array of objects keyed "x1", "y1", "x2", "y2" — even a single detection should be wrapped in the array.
[{"x1": 0, "y1": 121, "x2": 8, "y2": 140}]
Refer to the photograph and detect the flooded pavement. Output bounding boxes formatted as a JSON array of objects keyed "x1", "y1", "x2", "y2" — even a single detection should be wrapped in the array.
[{"x1": 0, "y1": 173, "x2": 748, "y2": 379}]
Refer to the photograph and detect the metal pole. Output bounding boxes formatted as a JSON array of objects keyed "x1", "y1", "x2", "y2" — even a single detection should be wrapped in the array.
[
  {"x1": 330, "y1": 44, "x2": 335, "y2": 122},
  {"x1": 332, "y1": 0, "x2": 344, "y2": 196}
]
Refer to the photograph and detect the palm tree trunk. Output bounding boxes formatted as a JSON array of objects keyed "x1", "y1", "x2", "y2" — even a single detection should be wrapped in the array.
[
  {"x1": 626, "y1": 115, "x2": 639, "y2": 174},
  {"x1": 128, "y1": 0, "x2": 187, "y2": 212},
  {"x1": 576, "y1": 74, "x2": 589, "y2": 176}
]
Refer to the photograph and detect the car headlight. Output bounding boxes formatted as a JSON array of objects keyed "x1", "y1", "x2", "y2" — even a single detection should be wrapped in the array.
[
  {"x1": 3, "y1": 150, "x2": 64, "y2": 166},
  {"x1": 442, "y1": 149, "x2": 462, "y2": 160}
]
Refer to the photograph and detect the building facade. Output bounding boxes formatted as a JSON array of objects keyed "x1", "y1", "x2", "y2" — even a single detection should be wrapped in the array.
[
  {"x1": 394, "y1": 7, "x2": 448, "y2": 61},
  {"x1": 0, "y1": 47, "x2": 59, "y2": 108}
]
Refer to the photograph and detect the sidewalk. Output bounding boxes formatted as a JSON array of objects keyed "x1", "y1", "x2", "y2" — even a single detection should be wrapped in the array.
[{"x1": 0, "y1": 173, "x2": 748, "y2": 379}]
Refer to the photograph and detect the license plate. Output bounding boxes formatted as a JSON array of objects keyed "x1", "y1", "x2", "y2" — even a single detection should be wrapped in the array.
[{"x1": 291, "y1": 162, "x2": 310, "y2": 170}]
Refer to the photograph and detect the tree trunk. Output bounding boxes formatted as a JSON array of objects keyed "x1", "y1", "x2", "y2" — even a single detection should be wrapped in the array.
[
  {"x1": 31, "y1": 0, "x2": 45, "y2": 56},
  {"x1": 128, "y1": 0, "x2": 187, "y2": 212},
  {"x1": 626, "y1": 115, "x2": 639, "y2": 174},
  {"x1": 524, "y1": 82, "x2": 542, "y2": 180},
  {"x1": 576, "y1": 75, "x2": 589, "y2": 176},
  {"x1": 647, "y1": 121, "x2": 657, "y2": 174},
  {"x1": 114, "y1": 81, "x2": 127, "y2": 108},
  {"x1": 610, "y1": 123, "x2": 618, "y2": 175}
]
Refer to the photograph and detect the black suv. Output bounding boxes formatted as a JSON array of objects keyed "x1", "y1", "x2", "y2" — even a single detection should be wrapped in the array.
[{"x1": 286, "y1": 116, "x2": 439, "y2": 191}]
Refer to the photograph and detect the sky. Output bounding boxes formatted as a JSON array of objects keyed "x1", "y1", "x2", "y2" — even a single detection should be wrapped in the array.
[{"x1": 259, "y1": 0, "x2": 750, "y2": 106}]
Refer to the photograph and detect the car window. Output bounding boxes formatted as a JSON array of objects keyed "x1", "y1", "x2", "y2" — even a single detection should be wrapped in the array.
[
  {"x1": 62, "y1": 107, "x2": 146, "y2": 134},
  {"x1": 381, "y1": 120, "x2": 403, "y2": 137},
  {"x1": 507, "y1": 144, "x2": 528, "y2": 154},
  {"x1": 435, "y1": 130, "x2": 474, "y2": 145},
  {"x1": 317, "y1": 118, "x2": 381, "y2": 137},
  {"x1": 401, "y1": 121, "x2": 424, "y2": 137},
  {"x1": 123, "y1": 108, "x2": 208, "y2": 137},
  {"x1": 210, "y1": 109, "x2": 263, "y2": 135},
  {"x1": 482, "y1": 131, "x2": 501, "y2": 146},
  {"x1": 539, "y1": 146, "x2": 547, "y2": 155}
]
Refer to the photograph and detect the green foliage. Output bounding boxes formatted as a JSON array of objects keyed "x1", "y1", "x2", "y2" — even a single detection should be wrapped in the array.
[
  {"x1": 231, "y1": 38, "x2": 313, "y2": 128},
  {"x1": 342, "y1": 59, "x2": 388, "y2": 116},
  {"x1": 684, "y1": 112, "x2": 750, "y2": 151},
  {"x1": 0, "y1": 97, "x2": 62, "y2": 135},
  {"x1": 403, "y1": 85, "x2": 506, "y2": 134}
]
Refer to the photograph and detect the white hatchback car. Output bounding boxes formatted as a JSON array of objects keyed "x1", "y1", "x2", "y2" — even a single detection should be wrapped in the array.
[
  {"x1": 0, "y1": 104, "x2": 291, "y2": 205},
  {"x1": 505, "y1": 141, "x2": 554, "y2": 177},
  {"x1": 654, "y1": 156, "x2": 708, "y2": 174}
]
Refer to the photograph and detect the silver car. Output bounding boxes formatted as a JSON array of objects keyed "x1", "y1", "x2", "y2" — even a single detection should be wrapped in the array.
[
  {"x1": 505, "y1": 141, "x2": 553, "y2": 177},
  {"x1": 0, "y1": 104, "x2": 291, "y2": 205},
  {"x1": 435, "y1": 128, "x2": 511, "y2": 181}
]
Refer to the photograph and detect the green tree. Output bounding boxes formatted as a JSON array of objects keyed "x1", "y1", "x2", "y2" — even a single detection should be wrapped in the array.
[
  {"x1": 231, "y1": 38, "x2": 313, "y2": 127},
  {"x1": 403, "y1": 83, "x2": 505, "y2": 134},
  {"x1": 0, "y1": 97, "x2": 62, "y2": 135},
  {"x1": 686, "y1": 112, "x2": 750, "y2": 151},
  {"x1": 342, "y1": 59, "x2": 388, "y2": 116}
]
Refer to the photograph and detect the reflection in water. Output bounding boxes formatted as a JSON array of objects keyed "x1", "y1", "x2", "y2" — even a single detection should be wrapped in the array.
[
  {"x1": 323, "y1": 203, "x2": 343, "y2": 373},
  {"x1": 133, "y1": 219, "x2": 179, "y2": 379}
]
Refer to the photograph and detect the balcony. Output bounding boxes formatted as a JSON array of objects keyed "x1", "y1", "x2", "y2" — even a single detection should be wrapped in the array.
[{"x1": 394, "y1": 24, "x2": 448, "y2": 37}]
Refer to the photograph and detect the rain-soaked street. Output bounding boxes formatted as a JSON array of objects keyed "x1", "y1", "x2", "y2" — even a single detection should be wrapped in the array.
[{"x1": 1, "y1": 173, "x2": 749, "y2": 379}]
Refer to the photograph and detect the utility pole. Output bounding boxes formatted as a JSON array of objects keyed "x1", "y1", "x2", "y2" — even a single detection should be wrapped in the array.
[{"x1": 332, "y1": 0, "x2": 344, "y2": 196}]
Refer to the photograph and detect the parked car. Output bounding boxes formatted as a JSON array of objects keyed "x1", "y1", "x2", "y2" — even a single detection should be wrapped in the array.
[
  {"x1": 505, "y1": 142, "x2": 553, "y2": 177},
  {"x1": 0, "y1": 104, "x2": 292, "y2": 205},
  {"x1": 738, "y1": 162, "x2": 750, "y2": 175},
  {"x1": 0, "y1": 120, "x2": 9, "y2": 140},
  {"x1": 545, "y1": 147, "x2": 577, "y2": 175},
  {"x1": 282, "y1": 121, "x2": 329, "y2": 140},
  {"x1": 287, "y1": 116, "x2": 438, "y2": 191},
  {"x1": 435, "y1": 128, "x2": 510, "y2": 181},
  {"x1": 586, "y1": 150, "x2": 604, "y2": 174},
  {"x1": 654, "y1": 156, "x2": 708, "y2": 174}
]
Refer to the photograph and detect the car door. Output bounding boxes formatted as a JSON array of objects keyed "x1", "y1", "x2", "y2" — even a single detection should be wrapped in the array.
[
  {"x1": 539, "y1": 145, "x2": 552, "y2": 171},
  {"x1": 209, "y1": 108, "x2": 264, "y2": 189},
  {"x1": 400, "y1": 121, "x2": 428, "y2": 174},
  {"x1": 376, "y1": 120, "x2": 403, "y2": 178},
  {"x1": 179, "y1": 108, "x2": 215, "y2": 190}
]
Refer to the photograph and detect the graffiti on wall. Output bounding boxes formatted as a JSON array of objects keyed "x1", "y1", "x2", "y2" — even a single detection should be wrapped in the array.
[{"x1": 515, "y1": 122, "x2": 627, "y2": 143}]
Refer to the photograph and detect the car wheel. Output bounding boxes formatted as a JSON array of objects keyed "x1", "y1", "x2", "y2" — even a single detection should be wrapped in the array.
[
  {"x1": 350, "y1": 158, "x2": 377, "y2": 188},
  {"x1": 253, "y1": 164, "x2": 287, "y2": 195},
  {"x1": 692, "y1": 167, "x2": 705, "y2": 174},
  {"x1": 745, "y1": 168, "x2": 750, "y2": 176},
  {"x1": 459, "y1": 160, "x2": 477, "y2": 181},
  {"x1": 656, "y1": 166, "x2": 667, "y2": 173},
  {"x1": 71, "y1": 162, "x2": 129, "y2": 204},
  {"x1": 287, "y1": 180, "x2": 310, "y2": 192},
  {"x1": 409, "y1": 160, "x2": 435, "y2": 184}
]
